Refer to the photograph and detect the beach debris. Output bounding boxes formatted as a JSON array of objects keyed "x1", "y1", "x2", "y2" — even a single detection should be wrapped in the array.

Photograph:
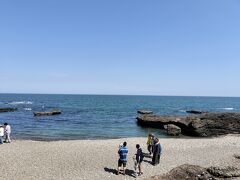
[
  {"x1": 207, "y1": 166, "x2": 240, "y2": 178},
  {"x1": 33, "y1": 110, "x2": 61, "y2": 116},
  {"x1": 137, "y1": 110, "x2": 153, "y2": 115},
  {"x1": 0, "y1": 108, "x2": 18, "y2": 113}
]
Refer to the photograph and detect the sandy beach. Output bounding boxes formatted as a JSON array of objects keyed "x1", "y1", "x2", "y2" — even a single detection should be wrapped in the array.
[{"x1": 0, "y1": 135, "x2": 239, "y2": 180}]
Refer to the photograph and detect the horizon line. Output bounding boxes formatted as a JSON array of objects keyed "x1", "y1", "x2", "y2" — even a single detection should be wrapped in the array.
[{"x1": 0, "y1": 92, "x2": 239, "y2": 98}]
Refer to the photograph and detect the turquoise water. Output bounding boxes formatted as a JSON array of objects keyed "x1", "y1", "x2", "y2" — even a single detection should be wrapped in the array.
[{"x1": 0, "y1": 94, "x2": 239, "y2": 140}]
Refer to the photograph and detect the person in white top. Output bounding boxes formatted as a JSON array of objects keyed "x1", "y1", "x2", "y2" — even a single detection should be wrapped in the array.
[
  {"x1": 4, "y1": 123, "x2": 11, "y2": 143},
  {"x1": 0, "y1": 125, "x2": 4, "y2": 144}
]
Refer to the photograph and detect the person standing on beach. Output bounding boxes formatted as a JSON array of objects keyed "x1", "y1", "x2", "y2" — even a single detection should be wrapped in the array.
[
  {"x1": 152, "y1": 138, "x2": 162, "y2": 166},
  {"x1": 147, "y1": 134, "x2": 153, "y2": 155},
  {"x1": 135, "y1": 144, "x2": 144, "y2": 176},
  {"x1": 151, "y1": 134, "x2": 156, "y2": 155},
  {"x1": 0, "y1": 125, "x2": 4, "y2": 144},
  {"x1": 4, "y1": 123, "x2": 11, "y2": 143},
  {"x1": 117, "y1": 141, "x2": 128, "y2": 175}
]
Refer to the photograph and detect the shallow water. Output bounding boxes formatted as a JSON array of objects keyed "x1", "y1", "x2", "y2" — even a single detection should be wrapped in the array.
[{"x1": 0, "y1": 94, "x2": 239, "y2": 140}]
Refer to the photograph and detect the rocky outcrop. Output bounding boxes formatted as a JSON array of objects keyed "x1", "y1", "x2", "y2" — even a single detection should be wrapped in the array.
[
  {"x1": 165, "y1": 124, "x2": 181, "y2": 136},
  {"x1": 146, "y1": 164, "x2": 240, "y2": 180},
  {"x1": 137, "y1": 115, "x2": 188, "y2": 128},
  {"x1": 0, "y1": 108, "x2": 17, "y2": 113},
  {"x1": 137, "y1": 115, "x2": 195, "y2": 136},
  {"x1": 147, "y1": 164, "x2": 214, "y2": 180},
  {"x1": 137, "y1": 112, "x2": 240, "y2": 137},
  {"x1": 207, "y1": 166, "x2": 240, "y2": 178},
  {"x1": 33, "y1": 110, "x2": 61, "y2": 116},
  {"x1": 137, "y1": 110, "x2": 153, "y2": 114}
]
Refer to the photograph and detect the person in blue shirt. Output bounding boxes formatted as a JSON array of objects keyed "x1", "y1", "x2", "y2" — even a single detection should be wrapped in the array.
[{"x1": 117, "y1": 141, "x2": 128, "y2": 175}]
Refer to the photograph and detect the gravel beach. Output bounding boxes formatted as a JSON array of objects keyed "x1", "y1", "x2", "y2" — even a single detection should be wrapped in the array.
[{"x1": 0, "y1": 135, "x2": 239, "y2": 180}]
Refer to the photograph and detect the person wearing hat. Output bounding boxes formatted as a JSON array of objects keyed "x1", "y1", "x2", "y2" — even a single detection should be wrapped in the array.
[{"x1": 0, "y1": 125, "x2": 4, "y2": 144}]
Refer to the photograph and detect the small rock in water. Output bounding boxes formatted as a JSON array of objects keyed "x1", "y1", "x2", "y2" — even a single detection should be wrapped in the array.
[{"x1": 137, "y1": 110, "x2": 153, "y2": 114}]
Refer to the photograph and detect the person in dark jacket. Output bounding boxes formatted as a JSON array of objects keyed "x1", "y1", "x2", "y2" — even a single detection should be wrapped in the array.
[
  {"x1": 151, "y1": 134, "x2": 156, "y2": 154},
  {"x1": 152, "y1": 138, "x2": 162, "y2": 165},
  {"x1": 135, "y1": 144, "x2": 144, "y2": 175}
]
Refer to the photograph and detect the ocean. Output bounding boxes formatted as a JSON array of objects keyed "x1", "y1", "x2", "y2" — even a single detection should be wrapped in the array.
[{"x1": 0, "y1": 94, "x2": 239, "y2": 140}]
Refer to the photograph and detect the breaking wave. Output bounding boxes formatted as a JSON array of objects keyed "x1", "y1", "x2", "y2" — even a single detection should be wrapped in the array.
[
  {"x1": 178, "y1": 110, "x2": 186, "y2": 113},
  {"x1": 5, "y1": 101, "x2": 33, "y2": 105},
  {"x1": 23, "y1": 108, "x2": 32, "y2": 111},
  {"x1": 218, "y1": 108, "x2": 234, "y2": 110}
]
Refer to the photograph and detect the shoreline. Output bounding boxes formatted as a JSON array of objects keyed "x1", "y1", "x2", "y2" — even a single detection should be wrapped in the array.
[
  {"x1": 0, "y1": 135, "x2": 239, "y2": 179},
  {"x1": 11, "y1": 133, "x2": 240, "y2": 142}
]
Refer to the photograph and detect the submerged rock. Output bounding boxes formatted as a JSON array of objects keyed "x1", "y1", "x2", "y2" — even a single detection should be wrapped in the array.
[
  {"x1": 137, "y1": 112, "x2": 240, "y2": 137},
  {"x1": 186, "y1": 110, "x2": 208, "y2": 114},
  {"x1": 0, "y1": 108, "x2": 17, "y2": 113},
  {"x1": 137, "y1": 110, "x2": 153, "y2": 114},
  {"x1": 33, "y1": 110, "x2": 61, "y2": 116}
]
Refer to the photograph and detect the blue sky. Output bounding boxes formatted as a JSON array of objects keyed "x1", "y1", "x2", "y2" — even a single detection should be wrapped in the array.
[{"x1": 1, "y1": 0, "x2": 240, "y2": 96}]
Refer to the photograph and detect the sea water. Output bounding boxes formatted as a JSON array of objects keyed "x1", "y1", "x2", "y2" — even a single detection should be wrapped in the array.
[{"x1": 0, "y1": 94, "x2": 239, "y2": 140}]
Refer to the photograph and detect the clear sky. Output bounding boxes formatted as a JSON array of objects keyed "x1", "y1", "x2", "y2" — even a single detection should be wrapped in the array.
[{"x1": 1, "y1": 0, "x2": 240, "y2": 96}]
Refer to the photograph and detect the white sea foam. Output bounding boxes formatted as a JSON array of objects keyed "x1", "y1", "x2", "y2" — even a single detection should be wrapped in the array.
[
  {"x1": 6, "y1": 101, "x2": 33, "y2": 105},
  {"x1": 23, "y1": 108, "x2": 32, "y2": 111},
  {"x1": 218, "y1": 108, "x2": 234, "y2": 110},
  {"x1": 179, "y1": 110, "x2": 186, "y2": 112}
]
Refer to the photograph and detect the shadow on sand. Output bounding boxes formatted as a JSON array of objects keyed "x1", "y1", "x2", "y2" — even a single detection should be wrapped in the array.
[
  {"x1": 104, "y1": 167, "x2": 135, "y2": 177},
  {"x1": 143, "y1": 159, "x2": 152, "y2": 165}
]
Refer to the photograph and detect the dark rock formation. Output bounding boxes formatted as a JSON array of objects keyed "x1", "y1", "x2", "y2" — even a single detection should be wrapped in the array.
[
  {"x1": 186, "y1": 110, "x2": 208, "y2": 114},
  {"x1": 0, "y1": 108, "x2": 18, "y2": 113},
  {"x1": 137, "y1": 115, "x2": 187, "y2": 129},
  {"x1": 146, "y1": 164, "x2": 240, "y2": 180},
  {"x1": 137, "y1": 110, "x2": 153, "y2": 114},
  {"x1": 165, "y1": 124, "x2": 181, "y2": 136},
  {"x1": 137, "y1": 115, "x2": 194, "y2": 136},
  {"x1": 207, "y1": 166, "x2": 240, "y2": 178},
  {"x1": 137, "y1": 112, "x2": 240, "y2": 137},
  {"x1": 33, "y1": 110, "x2": 61, "y2": 116},
  {"x1": 147, "y1": 164, "x2": 214, "y2": 180}
]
